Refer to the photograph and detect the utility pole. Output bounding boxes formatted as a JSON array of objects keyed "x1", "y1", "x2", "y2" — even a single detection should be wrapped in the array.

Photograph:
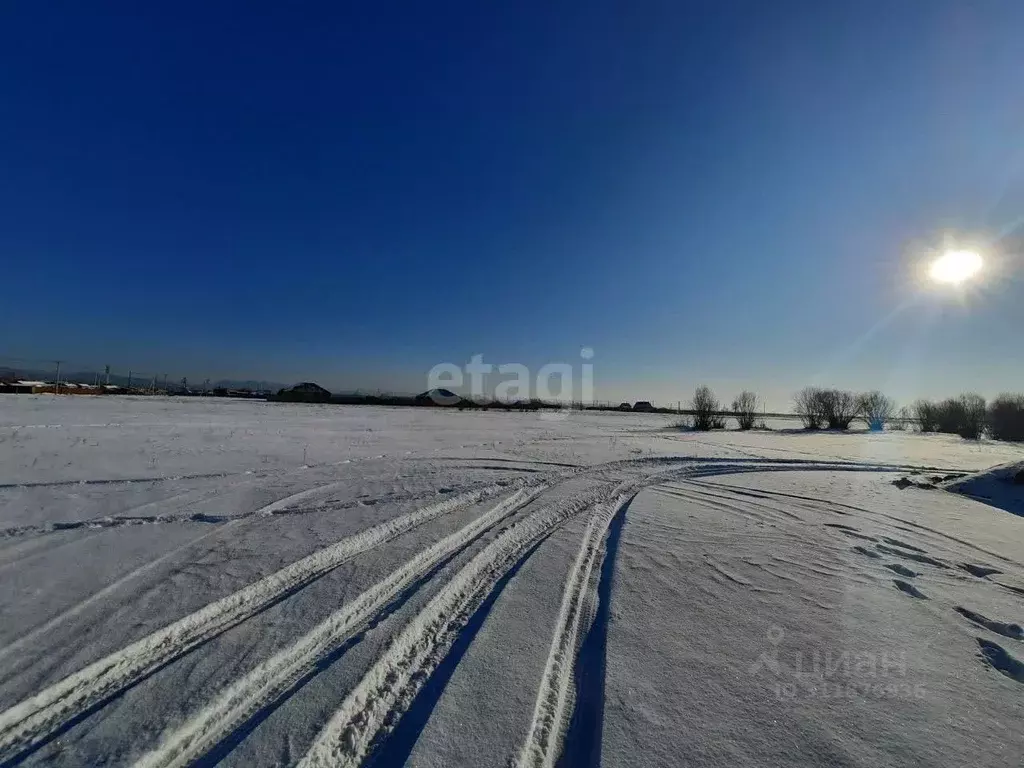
[
  {"x1": 151, "y1": 374, "x2": 157, "y2": 394},
  {"x1": 203, "y1": 378, "x2": 210, "y2": 395},
  {"x1": 127, "y1": 370, "x2": 133, "y2": 390},
  {"x1": 54, "y1": 360, "x2": 61, "y2": 395},
  {"x1": 162, "y1": 373, "x2": 168, "y2": 392},
  {"x1": 104, "y1": 365, "x2": 110, "y2": 386}
]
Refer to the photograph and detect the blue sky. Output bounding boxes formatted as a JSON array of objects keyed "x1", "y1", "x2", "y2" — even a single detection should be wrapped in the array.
[{"x1": 2, "y1": 2, "x2": 1023, "y2": 408}]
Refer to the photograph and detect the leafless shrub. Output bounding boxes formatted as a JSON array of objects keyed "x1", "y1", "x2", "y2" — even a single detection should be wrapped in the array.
[
  {"x1": 819, "y1": 389, "x2": 860, "y2": 430},
  {"x1": 691, "y1": 385, "x2": 726, "y2": 431},
  {"x1": 913, "y1": 400, "x2": 938, "y2": 432},
  {"x1": 934, "y1": 393, "x2": 987, "y2": 439},
  {"x1": 889, "y1": 405, "x2": 911, "y2": 431},
  {"x1": 794, "y1": 387, "x2": 827, "y2": 429},
  {"x1": 857, "y1": 391, "x2": 895, "y2": 430},
  {"x1": 988, "y1": 393, "x2": 1024, "y2": 442},
  {"x1": 934, "y1": 398, "x2": 962, "y2": 434},
  {"x1": 731, "y1": 390, "x2": 759, "y2": 430},
  {"x1": 957, "y1": 393, "x2": 987, "y2": 439}
]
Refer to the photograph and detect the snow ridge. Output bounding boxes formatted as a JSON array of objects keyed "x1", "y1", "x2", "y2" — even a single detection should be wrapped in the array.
[
  {"x1": 133, "y1": 485, "x2": 546, "y2": 768},
  {"x1": 516, "y1": 489, "x2": 637, "y2": 768},
  {"x1": 294, "y1": 482, "x2": 629, "y2": 768},
  {"x1": 0, "y1": 483, "x2": 517, "y2": 764}
]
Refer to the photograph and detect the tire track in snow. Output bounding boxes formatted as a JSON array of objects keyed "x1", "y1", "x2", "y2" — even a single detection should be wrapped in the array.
[
  {"x1": 294, "y1": 481, "x2": 634, "y2": 768},
  {"x1": 0, "y1": 479, "x2": 409, "y2": 662},
  {"x1": 0, "y1": 524, "x2": 233, "y2": 670},
  {"x1": 0, "y1": 481, "x2": 505, "y2": 539},
  {"x1": 1, "y1": 455, "x2": 938, "y2": 765},
  {"x1": 132, "y1": 485, "x2": 547, "y2": 768},
  {"x1": 0, "y1": 483, "x2": 483, "y2": 663},
  {"x1": 289, "y1": 460, "x2": 885, "y2": 768},
  {"x1": 0, "y1": 469, "x2": 353, "y2": 542},
  {"x1": 518, "y1": 462, "x2": 932, "y2": 768},
  {"x1": 0, "y1": 472, "x2": 235, "y2": 491},
  {"x1": 0, "y1": 484, "x2": 237, "y2": 541},
  {"x1": 0, "y1": 446, "x2": 426, "y2": 492},
  {"x1": 651, "y1": 484, "x2": 796, "y2": 525},
  {"x1": 0, "y1": 483, "x2": 519, "y2": 765},
  {"x1": 0, "y1": 455, "x2": 469, "y2": 541},
  {"x1": 516, "y1": 490, "x2": 637, "y2": 768},
  {"x1": 0, "y1": 529, "x2": 109, "y2": 574}
]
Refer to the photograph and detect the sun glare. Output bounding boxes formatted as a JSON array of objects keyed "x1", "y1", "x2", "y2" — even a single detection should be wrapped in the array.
[{"x1": 929, "y1": 249, "x2": 983, "y2": 284}]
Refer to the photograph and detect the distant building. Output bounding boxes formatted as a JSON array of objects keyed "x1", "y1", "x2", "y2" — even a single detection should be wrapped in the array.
[
  {"x1": 632, "y1": 401, "x2": 655, "y2": 412},
  {"x1": 415, "y1": 388, "x2": 461, "y2": 406},
  {"x1": 618, "y1": 402, "x2": 632, "y2": 411},
  {"x1": 60, "y1": 383, "x2": 102, "y2": 394},
  {"x1": 1, "y1": 380, "x2": 51, "y2": 394},
  {"x1": 274, "y1": 382, "x2": 332, "y2": 403}
]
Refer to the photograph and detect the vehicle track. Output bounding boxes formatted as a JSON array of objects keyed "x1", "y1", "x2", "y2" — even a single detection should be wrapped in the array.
[
  {"x1": 0, "y1": 523, "x2": 232, "y2": 670},
  {"x1": 0, "y1": 472, "x2": 236, "y2": 491},
  {"x1": 0, "y1": 482, "x2": 523, "y2": 765},
  {"x1": 512, "y1": 461, "x2": 988, "y2": 768},
  {"x1": 0, "y1": 480, "x2": 525, "y2": 670},
  {"x1": 294, "y1": 480, "x2": 637, "y2": 768},
  {"x1": 516, "y1": 490, "x2": 637, "y2": 768},
  {"x1": 0, "y1": 479, "x2": 515, "y2": 539},
  {"x1": 0, "y1": 455, "x2": 476, "y2": 541},
  {"x1": 2, "y1": 455, "x2": 968, "y2": 766},
  {"x1": 0, "y1": 484, "x2": 237, "y2": 540},
  {"x1": 133, "y1": 485, "x2": 547, "y2": 768},
  {"x1": 292, "y1": 460, "x2": 738, "y2": 768}
]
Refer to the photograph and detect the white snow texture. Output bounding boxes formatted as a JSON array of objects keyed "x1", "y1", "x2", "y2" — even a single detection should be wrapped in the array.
[{"x1": 0, "y1": 395, "x2": 1023, "y2": 768}]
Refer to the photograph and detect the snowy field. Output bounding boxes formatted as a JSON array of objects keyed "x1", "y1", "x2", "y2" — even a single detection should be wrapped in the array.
[{"x1": 1, "y1": 395, "x2": 1023, "y2": 767}]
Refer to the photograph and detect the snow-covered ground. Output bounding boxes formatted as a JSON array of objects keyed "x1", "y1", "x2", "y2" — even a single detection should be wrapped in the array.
[{"x1": 1, "y1": 395, "x2": 1022, "y2": 767}]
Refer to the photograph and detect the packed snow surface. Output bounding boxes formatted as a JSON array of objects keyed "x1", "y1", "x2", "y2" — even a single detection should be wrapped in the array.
[{"x1": 1, "y1": 396, "x2": 1023, "y2": 767}]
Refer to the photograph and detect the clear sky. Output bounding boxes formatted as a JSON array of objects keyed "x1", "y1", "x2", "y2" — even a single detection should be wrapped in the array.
[{"x1": 3, "y1": 2, "x2": 1023, "y2": 408}]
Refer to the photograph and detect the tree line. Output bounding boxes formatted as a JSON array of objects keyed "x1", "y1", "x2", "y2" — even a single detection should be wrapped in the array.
[{"x1": 682, "y1": 385, "x2": 1024, "y2": 442}]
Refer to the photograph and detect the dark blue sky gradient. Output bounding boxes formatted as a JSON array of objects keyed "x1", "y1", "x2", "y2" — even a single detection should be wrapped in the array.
[{"x1": 3, "y1": 2, "x2": 1023, "y2": 405}]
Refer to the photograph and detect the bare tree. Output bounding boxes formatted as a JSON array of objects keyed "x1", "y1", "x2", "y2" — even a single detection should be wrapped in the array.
[
  {"x1": 731, "y1": 390, "x2": 759, "y2": 430},
  {"x1": 913, "y1": 399, "x2": 938, "y2": 432},
  {"x1": 988, "y1": 393, "x2": 1024, "y2": 442},
  {"x1": 890, "y1": 405, "x2": 911, "y2": 431},
  {"x1": 956, "y1": 393, "x2": 987, "y2": 439},
  {"x1": 932, "y1": 393, "x2": 986, "y2": 438},
  {"x1": 690, "y1": 385, "x2": 725, "y2": 431},
  {"x1": 819, "y1": 389, "x2": 859, "y2": 430},
  {"x1": 857, "y1": 391, "x2": 895, "y2": 430},
  {"x1": 794, "y1": 386, "x2": 827, "y2": 429},
  {"x1": 934, "y1": 398, "x2": 963, "y2": 434}
]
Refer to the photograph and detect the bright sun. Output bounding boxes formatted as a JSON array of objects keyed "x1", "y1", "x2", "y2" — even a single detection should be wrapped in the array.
[{"x1": 929, "y1": 249, "x2": 983, "y2": 284}]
